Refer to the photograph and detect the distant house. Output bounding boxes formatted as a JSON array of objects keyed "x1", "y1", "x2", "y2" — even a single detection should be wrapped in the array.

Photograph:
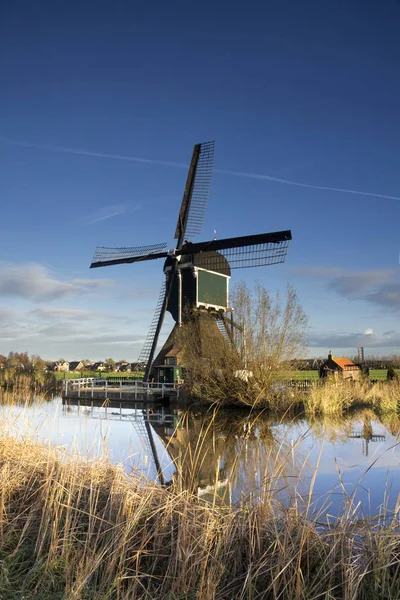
[
  {"x1": 91, "y1": 362, "x2": 106, "y2": 372},
  {"x1": 69, "y1": 361, "x2": 84, "y2": 372},
  {"x1": 51, "y1": 361, "x2": 70, "y2": 372},
  {"x1": 131, "y1": 362, "x2": 146, "y2": 372},
  {"x1": 116, "y1": 361, "x2": 131, "y2": 373},
  {"x1": 319, "y1": 353, "x2": 361, "y2": 380}
]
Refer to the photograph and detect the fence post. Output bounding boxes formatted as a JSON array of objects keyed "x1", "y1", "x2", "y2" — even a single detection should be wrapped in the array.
[
  {"x1": 91, "y1": 379, "x2": 94, "y2": 398},
  {"x1": 120, "y1": 379, "x2": 122, "y2": 399}
]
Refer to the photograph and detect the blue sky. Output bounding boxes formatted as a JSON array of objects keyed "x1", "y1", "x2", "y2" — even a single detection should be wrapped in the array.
[{"x1": 0, "y1": 0, "x2": 399, "y2": 361}]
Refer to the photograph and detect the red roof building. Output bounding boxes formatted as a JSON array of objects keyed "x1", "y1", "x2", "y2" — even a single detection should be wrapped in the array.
[{"x1": 319, "y1": 353, "x2": 361, "y2": 380}]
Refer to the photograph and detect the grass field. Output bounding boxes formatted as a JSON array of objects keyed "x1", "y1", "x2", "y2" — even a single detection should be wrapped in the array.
[
  {"x1": 290, "y1": 370, "x2": 319, "y2": 380},
  {"x1": 290, "y1": 369, "x2": 398, "y2": 381},
  {"x1": 55, "y1": 369, "x2": 398, "y2": 382},
  {"x1": 369, "y1": 368, "x2": 400, "y2": 379}
]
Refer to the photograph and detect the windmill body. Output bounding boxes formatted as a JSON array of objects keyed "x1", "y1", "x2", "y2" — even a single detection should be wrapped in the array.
[
  {"x1": 152, "y1": 251, "x2": 231, "y2": 383},
  {"x1": 164, "y1": 250, "x2": 231, "y2": 322},
  {"x1": 90, "y1": 141, "x2": 292, "y2": 384}
]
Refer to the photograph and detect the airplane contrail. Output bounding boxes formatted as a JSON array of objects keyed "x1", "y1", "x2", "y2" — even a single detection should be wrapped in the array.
[
  {"x1": 215, "y1": 168, "x2": 400, "y2": 201},
  {"x1": 0, "y1": 137, "x2": 187, "y2": 169},
  {"x1": 2, "y1": 136, "x2": 400, "y2": 202}
]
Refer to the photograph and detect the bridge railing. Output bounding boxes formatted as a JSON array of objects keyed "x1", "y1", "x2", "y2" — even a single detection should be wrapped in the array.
[{"x1": 62, "y1": 378, "x2": 179, "y2": 398}]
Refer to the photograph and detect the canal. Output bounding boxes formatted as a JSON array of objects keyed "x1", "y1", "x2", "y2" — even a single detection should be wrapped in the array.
[{"x1": 1, "y1": 395, "x2": 399, "y2": 520}]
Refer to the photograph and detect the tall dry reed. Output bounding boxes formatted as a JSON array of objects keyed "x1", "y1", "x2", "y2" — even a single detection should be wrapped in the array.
[
  {"x1": 1, "y1": 427, "x2": 400, "y2": 599},
  {"x1": 305, "y1": 380, "x2": 400, "y2": 415}
]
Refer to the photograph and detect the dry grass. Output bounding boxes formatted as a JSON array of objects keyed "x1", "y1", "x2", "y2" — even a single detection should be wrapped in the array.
[
  {"x1": 305, "y1": 380, "x2": 400, "y2": 416},
  {"x1": 365, "y1": 380, "x2": 400, "y2": 412},
  {"x1": 1, "y1": 421, "x2": 400, "y2": 598}
]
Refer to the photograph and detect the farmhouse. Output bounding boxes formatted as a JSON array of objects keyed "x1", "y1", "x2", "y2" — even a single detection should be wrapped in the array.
[
  {"x1": 319, "y1": 353, "x2": 361, "y2": 380},
  {"x1": 116, "y1": 361, "x2": 131, "y2": 373},
  {"x1": 91, "y1": 362, "x2": 106, "y2": 372},
  {"x1": 69, "y1": 361, "x2": 84, "y2": 372},
  {"x1": 51, "y1": 361, "x2": 70, "y2": 372}
]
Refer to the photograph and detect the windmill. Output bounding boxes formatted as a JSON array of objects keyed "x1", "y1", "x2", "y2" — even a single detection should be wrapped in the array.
[{"x1": 90, "y1": 141, "x2": 292, "y2": 383}]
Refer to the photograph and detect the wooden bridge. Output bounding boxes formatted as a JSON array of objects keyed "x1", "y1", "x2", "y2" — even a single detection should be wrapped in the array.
[{"x1": 62, "y1": 377, "x2": 180, "y2": 403}]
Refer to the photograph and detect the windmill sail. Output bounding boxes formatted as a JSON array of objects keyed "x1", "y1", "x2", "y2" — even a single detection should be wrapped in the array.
[
  {"x1": 138, "y1": 280, "x2": 166, "y2": 364},
  {"x1": 219, "y1": 238, "x2": 290, "y2": 270},
  {"x1": 142, "y1": 266, "x2": 178, "y2": 382},
  {"x1": 90, "y1": 243, "x2": 168, "y2": 268},
  {"x1": 177, "y1": 230, "x2": 292, "y2": 273},
  {"x1": 174, "y1": 141, "x2": 215, "y2": 246}
]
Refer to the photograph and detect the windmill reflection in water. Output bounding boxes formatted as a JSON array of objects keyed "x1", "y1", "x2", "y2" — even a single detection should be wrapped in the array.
[
  {"x1": 61, "y1": 399, "x2": 304, "y2": 504},
  {"x1": 150, "y1": 410, "x2": 305, "y2": 505}
]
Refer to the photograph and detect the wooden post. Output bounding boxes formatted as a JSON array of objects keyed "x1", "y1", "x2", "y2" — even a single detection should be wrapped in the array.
[{"x1": 177, "y1": 270, "x2": 182, "y2": 327}]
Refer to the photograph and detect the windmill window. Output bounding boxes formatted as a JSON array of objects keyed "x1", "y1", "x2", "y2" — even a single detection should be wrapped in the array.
[{"x1": 166, "y1": 357, "x2": 176, "y2": 366}]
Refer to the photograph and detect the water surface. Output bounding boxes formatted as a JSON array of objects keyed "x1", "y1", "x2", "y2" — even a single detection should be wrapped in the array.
[{"x1": 1, "y1": 395, "x2": 399, "y2": 519}]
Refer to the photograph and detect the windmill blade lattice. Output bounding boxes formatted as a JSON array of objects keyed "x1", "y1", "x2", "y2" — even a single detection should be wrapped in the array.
[
  {"x1": 220, "y1": 237, "x2": 291, "y2": 270},
  {"x1": 185, "y1": 141, "x2": 214, "y2": 239},
  {"x1": 91, "y1": 242, "x2": 168, "y2": 268},
  {"x1": 177, "y1": 230, "x2": 291, "y2": 273},
  {"x1": 131, "y1": 412, "x2": 165, "y2": 484},
  {"x1": 137, "y1": 280, "x2": 167, "y2": 364},
  {"x1": 175, "y1": 141, "x2": 215, "y2": 243}
]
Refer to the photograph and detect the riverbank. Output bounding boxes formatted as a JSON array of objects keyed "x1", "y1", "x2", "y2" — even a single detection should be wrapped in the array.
[
  {"x1": 0, "y1": 369, "x2": 58, "y2": 393},
  {"x1": 192, "y1": 378, "x2": 400, "y2": 415},
  {"x1": 0, "y1": 432, "x2": 399, "y2": 599}
]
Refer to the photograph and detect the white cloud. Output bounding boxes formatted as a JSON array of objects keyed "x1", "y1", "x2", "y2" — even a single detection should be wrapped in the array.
[
  {"x1": 294, "y1": 266, "x2": 400, "y2": 310},
  {"x1": 308, "y1": 329, "x2": 400, "y2": 350},
  {"x1": 0, "y1": 263, "x2": 113, "y2": 302},
  {"x1": 364, "y1": 328, "x2": 373, "y2": 335},
  {"x1": 0, "y1": 304, "x2": 151, "y2": 360},
  {"x1": 30, "y1": 307, "x2": 96, "y2": 320}
]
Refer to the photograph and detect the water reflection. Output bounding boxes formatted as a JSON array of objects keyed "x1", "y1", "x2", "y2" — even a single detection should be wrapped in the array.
[
  {"x1": 152, "y1": 410, "x2": 307, "y2": 507},
  {"x1": 1, "y1": 394, "x2": 399, "y2": 518}
]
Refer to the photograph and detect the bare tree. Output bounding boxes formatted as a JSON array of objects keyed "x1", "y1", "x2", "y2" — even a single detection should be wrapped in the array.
[{"x1": 178, "y1": 282, "x2": 308, "y2": 407}]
